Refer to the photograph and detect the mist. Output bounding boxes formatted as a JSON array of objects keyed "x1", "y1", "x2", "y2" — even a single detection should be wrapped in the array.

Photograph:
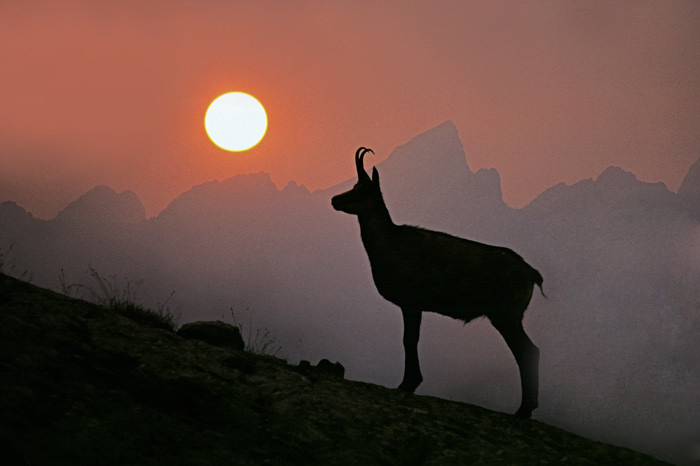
[{"x1": 1, "y1": 122, "x2": 698, "y2": 464}]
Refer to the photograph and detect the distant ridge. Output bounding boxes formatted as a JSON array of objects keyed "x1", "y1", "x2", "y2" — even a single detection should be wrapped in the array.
[
  {"x1": 155, "y1": 172, "x2": 279, "y2": 223},
  {"x1": 526, "y1": 164, "x2": 680, "y2": 215},
  {"x1": 55, "y1": 185, "x2": 146, "y2": 224},
  {"x1": 3, "y1": 127, "x2": 698, "y2": 223}
]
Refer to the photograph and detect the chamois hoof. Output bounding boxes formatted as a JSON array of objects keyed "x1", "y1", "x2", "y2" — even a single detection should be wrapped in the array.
[
  {"x1": 514, "y1": 404, "x2": 537, "y2": 418},
  {"x1": 397, "y1": 376, "x2": 422, "y2": 393},
  {"x1": 397, "y1": 383, "x2": 416, "y2": 393}
]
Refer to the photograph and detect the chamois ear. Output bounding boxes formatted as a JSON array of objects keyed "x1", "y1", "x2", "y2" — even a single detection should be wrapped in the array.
[{"x1": 371, "y1": 167, "x2": 380, "y2": 188}]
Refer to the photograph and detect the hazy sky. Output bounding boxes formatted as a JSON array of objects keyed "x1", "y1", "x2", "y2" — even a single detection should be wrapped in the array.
[{"x1": 1, "y1": 1, "x2": 699, "y2": 218}]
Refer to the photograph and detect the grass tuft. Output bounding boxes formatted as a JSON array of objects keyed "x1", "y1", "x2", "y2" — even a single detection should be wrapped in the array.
[
  {"x1": 108, "y1": 299, "x2": 176, "y2": 332},
  {"x1": 230, "y1": 308, "x2": 280, "y2": 356},
  {"x1": 0, "y1": 242, "x2": 33, "y2": 282},
  {"x1": 60, "y1": 267, "x2": 176, "y2": 331}
]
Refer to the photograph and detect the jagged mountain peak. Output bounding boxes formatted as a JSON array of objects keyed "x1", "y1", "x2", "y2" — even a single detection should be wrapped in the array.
[
  {"x1": 282, "y1": 180, "x2": 310, "y2": 196},
  {"x1": 324, "y1": 121, "x2": 505, "y2": 232},
  {"x1": 527, "y1": 164, "x2": 676, "y2": 217},
  {"x1": 0, "y1": 201, "x2": 31, "y2": 219},
  {"x1": 55, "y1": 185, "x2": 146, "y2": 224},
  {"x1": 380, "y1": 120, "x2": 468, "y2": 173},
  {"x1": 595, "y1": 166, "x2": 639, "y2": 186},
  {"x1": 171, "y1": 172, "x2": 276, "y2": 201},
  {"x1": 339, "y1": 121, "x2": 505, "y2": 232},
  {"x1": 320, "y1": 120, "x2": 473, "y2": 196},
  {"x1": 0, "y1": 201, "x2": 34, "y2": 229},
  {"x1": 678, "y1": 157, "x2": 700, "y2": 197},
  {"x1": 594, "y1": 165, "x2": 672, "y2": 202},
  {"x1": 156, "y1": 172, "x2": 281, "y2": 223}
]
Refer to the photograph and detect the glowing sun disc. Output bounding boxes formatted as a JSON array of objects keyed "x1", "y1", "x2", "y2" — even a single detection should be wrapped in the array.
[{"x1": 205, "y1": 92, "x2": 267, "y2": 151}]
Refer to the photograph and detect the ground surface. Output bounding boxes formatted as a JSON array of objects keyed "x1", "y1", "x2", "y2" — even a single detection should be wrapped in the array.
[{"x1": 0, "y1": 273, "x2": 670, "y2": 465}]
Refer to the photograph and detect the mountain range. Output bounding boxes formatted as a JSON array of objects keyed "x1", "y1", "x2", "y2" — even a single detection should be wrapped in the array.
[{"x1": 1, "y1": 121, "x2": 698, "y2": 464}]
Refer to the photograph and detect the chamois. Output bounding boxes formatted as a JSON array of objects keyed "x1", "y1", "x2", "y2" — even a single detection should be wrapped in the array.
[{"x1": 332, "y1": 147, "x2": 544, "y2": 417}]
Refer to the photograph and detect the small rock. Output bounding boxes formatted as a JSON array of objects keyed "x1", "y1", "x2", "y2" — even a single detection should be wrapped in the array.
[
  {"x1": 316, "y1": 359, "x2": 345, "y2": 378},
  {"x1": 296, "y1": 359, "x2": 345, "y2": 379},
  {"x1": 297, "y1": 360, "x2": 312, "y2": 371},
  {"x1": 177, "y1": 321, "x2": 244, "y2": 350}
]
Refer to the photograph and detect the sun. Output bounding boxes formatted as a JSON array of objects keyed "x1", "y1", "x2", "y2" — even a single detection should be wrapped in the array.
[{"x1": 204, "y1": 92, "x2": 267, "y2": 151}]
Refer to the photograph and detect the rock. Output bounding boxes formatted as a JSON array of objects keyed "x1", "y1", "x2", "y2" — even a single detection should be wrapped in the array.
[
  {"x1": 296, "y1": 359, "x2": 346, "y2": 380},
  {"x1": 177, "y1": 320, "x2": 245, "y2": 350},
  {"x1": 297, "y1": 360, "x2": 312, "y2": 371},
  {"x1": 316, "y1": 359, "x2": 345, "y2": 378}
]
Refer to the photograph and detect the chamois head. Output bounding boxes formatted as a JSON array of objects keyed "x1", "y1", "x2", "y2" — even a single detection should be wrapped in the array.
[{"x1": 331, "y1": 147, "x2": 383, "y2": 215}]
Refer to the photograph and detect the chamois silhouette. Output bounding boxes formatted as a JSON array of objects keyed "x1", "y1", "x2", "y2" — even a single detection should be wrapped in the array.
[{"x1": 332, "y1": 147, "x2": 544, "y2": 417}]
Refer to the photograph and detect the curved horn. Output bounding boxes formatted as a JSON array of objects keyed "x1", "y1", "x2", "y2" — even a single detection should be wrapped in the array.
[{"x1": 355, "y1": 147, "x2": 374, "y2": 181}]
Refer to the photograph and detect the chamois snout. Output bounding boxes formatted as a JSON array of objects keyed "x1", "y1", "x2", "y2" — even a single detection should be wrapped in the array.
[
  {"x1": 331, "y1": 193, "x2": 348, "y2": 212},
  {"x1": 331, "y1": 186, "x2": 369, "y2": 214}
]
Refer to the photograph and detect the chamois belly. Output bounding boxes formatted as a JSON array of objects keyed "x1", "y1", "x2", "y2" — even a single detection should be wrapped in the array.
[{"x1": 370, "y1": 256, "x2": 534, "y2": 322}]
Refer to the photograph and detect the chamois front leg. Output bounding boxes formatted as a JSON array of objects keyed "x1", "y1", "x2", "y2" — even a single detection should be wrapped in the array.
[{"x1": 398, "y1": 307, "x2": 423, "y2": 392}]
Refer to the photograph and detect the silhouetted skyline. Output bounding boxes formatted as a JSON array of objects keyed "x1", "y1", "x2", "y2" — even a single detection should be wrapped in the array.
[{"x1": 2, "y1": 2, "x2": 699, "y2": 219}]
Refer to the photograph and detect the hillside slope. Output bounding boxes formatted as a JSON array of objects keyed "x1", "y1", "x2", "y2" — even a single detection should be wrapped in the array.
[{"x1": 0, "y1": 274, "x2": 669, "y2": 465}]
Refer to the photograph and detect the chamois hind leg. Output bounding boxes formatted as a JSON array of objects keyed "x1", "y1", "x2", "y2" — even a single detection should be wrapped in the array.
[
  {"x1": 398, "y1": 306, "x2": 423, "y2": 392},
  {"x1": 490, "y1": 316, "x2": 540, "y2": 418}
]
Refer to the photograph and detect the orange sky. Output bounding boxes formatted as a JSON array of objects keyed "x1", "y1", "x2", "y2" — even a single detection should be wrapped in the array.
[{"x1": 1, "y1": 1, "x2": 699, "y2": 219}]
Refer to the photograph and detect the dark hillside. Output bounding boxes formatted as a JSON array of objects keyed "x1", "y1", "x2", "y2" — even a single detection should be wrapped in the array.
[{"x1": 0, "y1": 274, "x2": 669, "y2": 465}]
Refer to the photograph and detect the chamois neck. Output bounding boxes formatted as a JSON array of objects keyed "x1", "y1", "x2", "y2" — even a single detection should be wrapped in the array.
[{"x1": 357, "y1": 198, "x2": 395, "y2": 252}]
